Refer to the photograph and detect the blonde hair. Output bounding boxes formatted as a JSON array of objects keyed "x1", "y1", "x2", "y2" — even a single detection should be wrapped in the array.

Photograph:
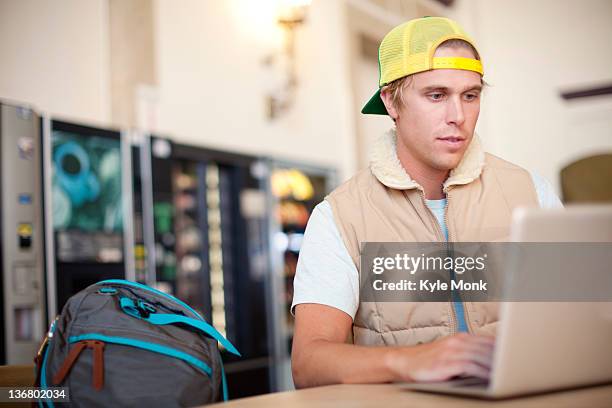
[{"x1": 383, "y1": 39, "x2": 484, "y2": 117}]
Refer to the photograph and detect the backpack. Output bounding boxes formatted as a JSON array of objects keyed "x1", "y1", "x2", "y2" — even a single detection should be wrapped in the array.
[{"x1": 34, "y1": 279, "x2": 240, "y2": 407}]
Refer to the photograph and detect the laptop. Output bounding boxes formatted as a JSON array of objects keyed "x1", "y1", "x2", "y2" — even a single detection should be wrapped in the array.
[{"x1": 402, "y1": 205, "x2": 612, "y2": 399}]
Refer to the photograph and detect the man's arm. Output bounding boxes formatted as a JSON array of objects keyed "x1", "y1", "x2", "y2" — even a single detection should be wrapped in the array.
[
  {"x1": 292, "y1": 303, "x2": 495, "y2": 388},
  {"x1": 291, "y1": 202, "x2": 495, "y2": 388}
]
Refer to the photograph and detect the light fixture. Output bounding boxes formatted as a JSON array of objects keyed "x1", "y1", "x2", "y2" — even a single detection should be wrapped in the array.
[
  {"x1": 277, "y1": 0, "x2": 311, "y2": 24},
  {"x1": 264, "y1": 0, "x2": 312, "y2": 120},
  {"x1": 271, "y1": 168, "x2": 314, "y2": 200}
]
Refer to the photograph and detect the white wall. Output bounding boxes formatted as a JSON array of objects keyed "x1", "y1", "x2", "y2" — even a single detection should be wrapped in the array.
[
  {"x1": 345, "y1": 0, "x2": 405, "y2": 172},
  {"x1": 2, "y1": 0, "x2": 610, "y2": 191},
  {"x1": 153, "y1": 0, "x2": 357, "y2": 181},
  {"x1": 0, "y1": 0, "x2": 358, "y2": 180},
  {"x1": 0, "y1": 0, "x2": 111, "y2": 124},
  {"x1": 354, "y1": 54, "x2": 392, "y2": 170},
  {"x1": 449, "y1": 0, "x2": 612, "y2": 193}
]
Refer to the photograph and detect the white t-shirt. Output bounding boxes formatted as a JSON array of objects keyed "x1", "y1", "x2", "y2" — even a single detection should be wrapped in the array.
[{"x1": 291, "y1": 172, "x2": 563, "y2": 319}]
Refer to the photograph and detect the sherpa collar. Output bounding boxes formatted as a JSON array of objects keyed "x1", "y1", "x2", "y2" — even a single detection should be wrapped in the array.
[{"x1": 369, "y1": 129, "x2": 485, "y2": 192}]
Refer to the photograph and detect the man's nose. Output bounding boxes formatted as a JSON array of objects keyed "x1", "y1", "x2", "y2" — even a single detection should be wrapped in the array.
[{"x1": 445, "y1": 96, "x2": 465, "y2": 126}]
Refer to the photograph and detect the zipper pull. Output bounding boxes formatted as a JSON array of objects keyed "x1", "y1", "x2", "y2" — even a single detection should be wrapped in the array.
[
  {"x1": 52, "y1": 340, "x2": 105, "y2": 391},
  {"x1": 88, "y1": 340, "x2": 105, "y2": 391},
  {"x1": 53, "y1": 341, "x2": 88, "y2": 385}
]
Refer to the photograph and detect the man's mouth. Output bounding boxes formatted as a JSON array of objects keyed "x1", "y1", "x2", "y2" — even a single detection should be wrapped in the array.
[{"x1": 436, "y1": 136, "x2": 465, "y2": 147}]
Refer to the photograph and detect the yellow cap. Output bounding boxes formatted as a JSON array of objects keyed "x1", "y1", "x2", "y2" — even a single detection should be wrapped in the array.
[{"x1": 362, "y1": 16, "x2": 483, "y2": 115}]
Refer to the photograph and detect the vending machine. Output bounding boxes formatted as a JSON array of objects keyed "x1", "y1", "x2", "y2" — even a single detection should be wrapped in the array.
[
  {"x1": 129, "y1": 132, "x2": 148, "y2": 284},
  {"x1": 140, "y1": 136, "x2": 272, "y2": 397},
  {"x1": 266, "y1": 160, "x2": 337, "y2": 390},
  {"x1": 42, "y1": 119, "x2": 134, "y2": 320},
  {"x1": 0, "y1": 101, "x2": 47, "y2": 364}
]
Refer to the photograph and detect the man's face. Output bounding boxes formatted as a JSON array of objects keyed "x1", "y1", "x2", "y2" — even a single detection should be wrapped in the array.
[{"x1": 382, "y1": 46, "x2": 482, "y2": 172}]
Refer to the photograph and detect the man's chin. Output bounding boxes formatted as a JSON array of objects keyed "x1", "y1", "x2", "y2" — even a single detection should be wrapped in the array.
[{"x1": 431, "y1": 155, "x2": 464, "y2": 171}]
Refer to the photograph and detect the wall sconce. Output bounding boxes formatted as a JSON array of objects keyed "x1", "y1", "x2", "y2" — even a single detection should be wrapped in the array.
[{"x1": 264, "y1": 0, "x2": 312, "y2": 120}]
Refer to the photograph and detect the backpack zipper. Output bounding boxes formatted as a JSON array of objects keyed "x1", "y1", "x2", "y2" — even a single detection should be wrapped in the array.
[
  {"x1": 53, "y1": 340, "x2": 105, "y2": 390},
  {"x1": 39, "y1": 319, "x2": 57, "y2": 408},
  {"x1": 67, "y1": 333, "x2": 212, "y2": 376},
  {"x1": 98, "y1": 279, "x2": 204, "y2": 321}
]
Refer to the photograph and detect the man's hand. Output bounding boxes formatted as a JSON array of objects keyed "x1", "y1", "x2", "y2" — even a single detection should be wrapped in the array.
[{"x1": 386, "y1": 333, "x2": 495, "y2": 382}]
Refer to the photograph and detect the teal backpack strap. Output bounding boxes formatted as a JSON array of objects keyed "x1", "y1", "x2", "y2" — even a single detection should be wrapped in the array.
[
  {"x1": 119, "y1": 296, "x2": 237, "y2": 401},
  {"x1": 119, "y1": 297, "x2": 142, "y2": 319},
  {"x1": 119, "y1": 297, "x2": 240, "y2": 356},
  {"x1": 147, "y1": 308, "x2": 232, "y2": 400},
  {"x1": 146, "y1": 313, "x2": 240, "y2": 357}
]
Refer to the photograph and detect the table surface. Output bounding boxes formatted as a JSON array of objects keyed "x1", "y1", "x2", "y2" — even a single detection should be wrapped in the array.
[
  {"x1": 3, "y1": 365, "x2": 611, "y2": 407},
  {"x1": 208, "y1": 383, "x2": 612, "y2": 408},
  {"x1": 0, "y1": 365, "x2": 35, "y2": 387}
]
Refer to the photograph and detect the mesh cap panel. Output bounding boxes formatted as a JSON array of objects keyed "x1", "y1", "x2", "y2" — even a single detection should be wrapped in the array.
[{"x1": 409, "y1": 18, "x2": 456, "y2": 54}]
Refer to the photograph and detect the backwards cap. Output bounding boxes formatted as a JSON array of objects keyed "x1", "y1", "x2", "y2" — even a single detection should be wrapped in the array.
[{"x1": 362, "y1": 16, "x2": 483, "y2": 116}]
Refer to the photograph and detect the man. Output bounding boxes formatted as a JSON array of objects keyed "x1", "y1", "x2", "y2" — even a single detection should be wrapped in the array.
[{"x1": 291, "y1": 17, "x2": 562, "y2": 388}]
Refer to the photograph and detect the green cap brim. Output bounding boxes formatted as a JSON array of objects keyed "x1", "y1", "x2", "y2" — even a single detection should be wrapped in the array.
[{"x1": 361, "y1": 89, "x2": 389, "y2": 115}]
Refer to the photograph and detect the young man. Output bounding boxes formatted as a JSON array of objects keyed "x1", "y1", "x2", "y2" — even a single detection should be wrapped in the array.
[{"x1": 291, "y1": 17, "x2": 562, "y2": 388}]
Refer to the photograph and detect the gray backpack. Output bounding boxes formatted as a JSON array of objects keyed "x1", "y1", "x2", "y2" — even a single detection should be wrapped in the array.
[{"x1": 35, "y1": 279, "x2": 240, "y2": 407}]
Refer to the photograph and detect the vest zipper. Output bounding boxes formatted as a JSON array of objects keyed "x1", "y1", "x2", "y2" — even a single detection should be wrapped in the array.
[
  {"x1": 442, "y1": 189, "x2": 459, "y2": 335},
  {"x1": 417, "y1": 188, "x2": 458, "y2": 335},
  {"x1": 443, "y1": 188, "x2": 474, "y2": 334},
  {"x1": 417, "y1": 189, "x2": 445, "y2": 241}
]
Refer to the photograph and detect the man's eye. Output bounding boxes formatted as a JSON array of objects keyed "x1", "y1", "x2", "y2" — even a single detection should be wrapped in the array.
[
  {"x1": 429, "y1": 93, "x2": 444, "y2": 100},
  {"x1": 464, "y1": 93, "x2": 479, "y2": 101}
]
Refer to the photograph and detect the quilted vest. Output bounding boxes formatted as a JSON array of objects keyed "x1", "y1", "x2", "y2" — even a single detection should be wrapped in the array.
[{"x1": 326, "y1": 130, "x2": 539, "y2": 346}]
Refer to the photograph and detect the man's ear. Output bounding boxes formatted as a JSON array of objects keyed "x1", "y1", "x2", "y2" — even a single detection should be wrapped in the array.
[{"x1": 380, "y1": 87, "x2": 399, "y2": 120}]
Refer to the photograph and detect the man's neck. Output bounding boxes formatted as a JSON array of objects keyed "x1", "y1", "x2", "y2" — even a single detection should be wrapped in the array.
[{"x1": 396, "y1": 141, "x2": 449, "y2": 200}]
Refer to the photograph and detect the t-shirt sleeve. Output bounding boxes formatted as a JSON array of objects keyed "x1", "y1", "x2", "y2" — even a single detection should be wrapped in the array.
[
  {"x1": 291, "y1": 200, "x2": 359, "y2": 320},
  {"x1": 530, "y1": 171, "x2": 564, "y2": 209}
]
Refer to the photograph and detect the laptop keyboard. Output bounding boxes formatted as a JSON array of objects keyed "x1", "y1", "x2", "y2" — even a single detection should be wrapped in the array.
[{"x1": 444, "y1": 377, "x2": 490, "y2": 388}]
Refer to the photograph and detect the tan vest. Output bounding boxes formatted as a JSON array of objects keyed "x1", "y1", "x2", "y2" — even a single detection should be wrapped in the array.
[{"x1": 326, "y1": 130, "x2": 539, "y2": 346}]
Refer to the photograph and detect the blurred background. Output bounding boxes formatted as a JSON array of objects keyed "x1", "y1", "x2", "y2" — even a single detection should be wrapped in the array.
[{"x1": 0, "y1": 0, "x2": 611, "y2": 400}]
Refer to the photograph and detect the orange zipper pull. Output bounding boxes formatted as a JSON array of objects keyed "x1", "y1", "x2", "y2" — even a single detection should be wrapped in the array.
[
  {"x1": 87, "y1": 340, "x2": 105, "y2": 391},
  {"x1": 53, "y1": 341, "x2": 88, "y2": 385},
  {"x1": 53, "y1": 340, "x2": 105, "y2": 391}
]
